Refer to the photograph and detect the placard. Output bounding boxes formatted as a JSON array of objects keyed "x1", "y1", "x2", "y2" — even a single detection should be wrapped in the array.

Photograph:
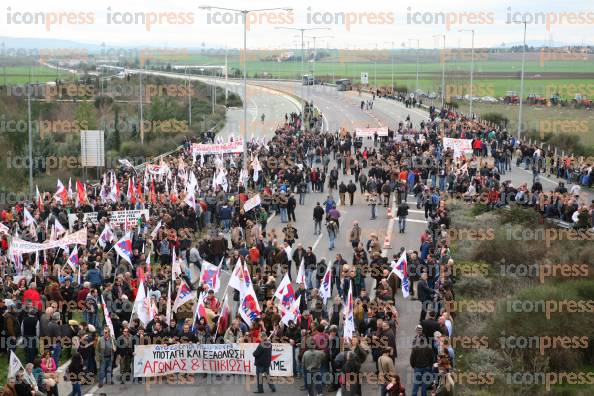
[
  {"x1": 133, "y1": 343, "x2": 292, "y2": 378},
  {"x1": 443, "y1": 137, "x2": 473, "y2": 159},
  {"x1": 191, "y1": 139, "x2": 244, "y2": 156},
  {"x1": 243, "y1": 194, "x2": 261, "y2": 212},
  {"x1": 68, "y1": 210, "x2": 149, "y2": 229}
]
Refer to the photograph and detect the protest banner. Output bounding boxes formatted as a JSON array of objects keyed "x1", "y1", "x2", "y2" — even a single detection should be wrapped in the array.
[
  {"x1": 191, "y1": 139, "x2": 244, "y2": 156},
  {"x1": 10, "y1": 228, "x2": 87, "y2": 254},
  {"x1": 355, "y1": 127, "x2": 388, "y2": 138},
  {"x1": 443, "y1": 137, "x2": 473, "y2": 159},
  {"x1": 68, "y1": 210, "x2": 149, "y2": 229},
  {"x1": 133, "y1": 343, "x2": 292, "y2": 377},
  {"x1": 243, "y1": 194, "x2": 261, "y2": 213}
]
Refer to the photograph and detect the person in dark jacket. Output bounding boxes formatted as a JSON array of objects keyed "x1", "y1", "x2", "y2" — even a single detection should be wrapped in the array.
[
  {"x1": 252, "y1": 336, "x2": 276, "y2": 393},
  {"x1": 66, "y1": 352, "x2": 84, "y2": 396},
  {"x1": 22, "y1": 309, "x2": 39, "y2": 364},
  {"x1": 347, "y1": 181, "x2": 357, "y2": 205},
  {"x1": 339, "y1": 182, "x2": 348, "y2": 206},
  {"x1": 418, "y1": 272, "x2": 436, "y2": 321},
  {"x1": 396, "y1": 202, "x2": 410, "y2": 233},
  {"x1": 410, "y1": 326, "x2": 435, "y2": 396},
  {"x1": 313, "y1": 203, "x2": 324, "y2": 235}
]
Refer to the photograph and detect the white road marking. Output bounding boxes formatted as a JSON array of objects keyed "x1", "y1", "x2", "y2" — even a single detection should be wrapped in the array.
[{"x1": 312, "y1": 232, "x2": 324, "y2": 252}]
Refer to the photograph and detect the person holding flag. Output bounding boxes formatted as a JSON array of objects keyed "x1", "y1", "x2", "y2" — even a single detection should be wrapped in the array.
[
  {"x1": 96, "y1": 326, "x2": 116, "y2": 388},
  {"x1": 113, "y1": 233, "x2": 133, "y2": 264},
  {"x1": 390, "y1": 250, "x2": 411, "y2": 299},
  {"x1": 273, "y1": 273, "x2": 295, "y2": 310}
]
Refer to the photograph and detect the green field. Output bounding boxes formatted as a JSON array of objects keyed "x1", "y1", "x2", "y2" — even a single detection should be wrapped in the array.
[
  {"x1": 143, "y1": 51, "x2": 594, "y2": 98},
  {"x1": 0, "y1": 66, "x2": 62, "y2": 84}
]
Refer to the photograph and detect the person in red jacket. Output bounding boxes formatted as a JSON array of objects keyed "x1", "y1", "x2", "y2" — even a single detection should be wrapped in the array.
[
  {"x1": 488, "y1": 187, "x2": 500, "y2": 209},
  {"x1": 22, "y1": 282, "x2": 42, "y2": 311}
]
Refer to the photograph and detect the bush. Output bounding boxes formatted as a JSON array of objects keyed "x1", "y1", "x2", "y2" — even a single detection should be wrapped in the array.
[{"x1": 482, "y1": 112, "x2": 509, "y2": 128}]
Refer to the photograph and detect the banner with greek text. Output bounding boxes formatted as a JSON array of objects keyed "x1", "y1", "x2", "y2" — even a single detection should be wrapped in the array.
[
  {"x1": 443, "y1": 137, "x2": 473, "y2": 159},
  {"x1": 10, "y1": 228, "x2": 87, "y2": 254},
  {"x1": 133, "y1": 343, "x2": 292, "y2": 377},
  {"x1": 191, "y1": 139, "x2": 244, "y2": 156},
  {"x1": 355, "y1": 127, "x2": 388, "y2": 137},
  {"x1": 68, "y1": 210, "x2": 149, "y2": 229},
  {"x1": 243, "y1": 194, "x2": 261, "y2": 213}
]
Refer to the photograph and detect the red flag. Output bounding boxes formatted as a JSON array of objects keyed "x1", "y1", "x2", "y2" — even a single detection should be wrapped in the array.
[
  {"x1": 55, "y1": 179, "x2": 68, "y2": 204},
  {"x1": 216, "y1": 295, "x2": 230, "y2": 336},
  {"x1": 36, "y1": 186, "x2": 44, "y2": 211},
  {"x1": 127, "y1": 178, "x2": 136, "y2": 205},
  {"x1": 150, "y1": 179, "x2": 157, "y2": 204},
  {"x1": 137, "y1": 180, "x2": 145, "y2": 204},
  {"x1": 76, "y1": 179, "x2": 87, "y2": 205}
]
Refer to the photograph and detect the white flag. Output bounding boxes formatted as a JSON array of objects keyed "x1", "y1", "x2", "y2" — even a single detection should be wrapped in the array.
[
  {"x1": 98, "y1": 224, "x2": 114, "y2": 249},
  {"x1": 281, "y1": 295, "x2": 301, "y2": 326},
  {"x1": 296, "y1": 258, "x2": 306, "y2": 285},
  {"x1": 173, "y1": 280, "x2": 195, "y2": 312},
  {"x1": 319, "y1": 264, "x2": 332, "y2": 303},
  {"x1": 101, "y1": 296, "x2": 116, "y2": 340},
  {"x1": 132, "y1": 281, "x2": 148, "y2": 326},
  {"x1": 228, "y1": 259, "x2": 244, "y2": 291},
  {"x1": 343, "y1": 280, "x2": 355, "y2": 340},
  {"x1": 53, "y1": 219, "x2": 66, "y2": 236},
  {"x1": 273, "y1": 273, "x2": 295, "y2": 308},
  {"x1": 166, "y1": 281, "x2": 172, "y2": 324},
  {"x1": 23, "y1": 208, "x2": 36, "y2": 226},
  {"x1": 9, "y1": 351, "x2": 35, "y2": 386},
  {"x1": 171, "y1": 249, "x2": 182, "y2": 281},
  {"x1": 150, "y1": 220, "x2": 162, "y2": 239}
]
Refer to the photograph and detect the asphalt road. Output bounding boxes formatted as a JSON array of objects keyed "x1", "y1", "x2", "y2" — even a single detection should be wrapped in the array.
[{"x1": 58, "y1": 76, "x2": 590, "y2": 396}]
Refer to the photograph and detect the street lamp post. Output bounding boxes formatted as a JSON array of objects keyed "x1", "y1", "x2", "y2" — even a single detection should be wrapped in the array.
[
  {"x1": 518, "y1": 21, "x2": 527, "y2": 141},
  {"x1": 459, "y1": 29, "x2": 475, "y2": 117},
  {"x1": 139, "y1": 68, "x2": 144, "y2": 144},
  {"x1": 275, "y1": 26, "x2": 330, "y2": 113},
  {"x1": 200, "y1": 6, "x2": 292, "y2": 182},
  {"x1": 433, "y1": 34, "x2": 446, "y2": 108},
  {"x1": 27, "y1": 83, "x2": 33, "y2": 194},
  {"x1": 384, "y1": 41, "x2": 395, "y2": 94},
  {"x1": 304, "y1": 34, "x2": 333, "y2": 83},
  {"x1": 408, "y1": 39, "x2": 420, "y2": 93},
  {"x1": 185, "y1": 67, "x2": 192, "y2": 126},
  {"x1": 374, "y1": 43, "x2": 378, "y2": 90}
]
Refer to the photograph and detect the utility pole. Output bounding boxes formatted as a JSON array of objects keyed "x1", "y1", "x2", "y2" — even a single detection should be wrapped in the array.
[
  {"x1": 275, "y1": 26, "x2": 330, "y2": 113},
  {"x1": 460, "y1": 29, "x2": 475, "y2": 117},
  {"x1": 27, "y1": 83, "x2": 33, "y2": 195},
  {"x1": 408, "y1": 39, "x2": 420, "y2": 93},
  {"x1": 199, "y1": 5, "x2": 292, "y2": 183},
  {"x1": 433, "y1": 34, "x2": 446, "y2": 108},
  {"x1": 139, "y1": 69, "x2": 144, "y2": 144},
  {"x1": 384, "y1": 41, "x2": 395, "y2": 94},
  {"x1": 518, "y1": 21, "x2": 527, "y2": 140},
  {"x1": 186, "y1": 67, "x2": 192, "y2": 126}
]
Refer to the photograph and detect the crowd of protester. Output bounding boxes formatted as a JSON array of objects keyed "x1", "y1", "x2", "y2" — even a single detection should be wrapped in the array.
[{"x1": 0, "y1": 93, "x2": 592, "y2": 396}]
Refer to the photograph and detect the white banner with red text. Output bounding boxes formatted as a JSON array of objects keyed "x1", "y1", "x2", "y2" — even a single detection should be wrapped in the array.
[
  {"x1": 133, "y1": 343, "x2": 292, "y2": 377},
  {"x1": 355, "y1": 127, "x2": 388, "y2": 138},
  {"x1": 10, "y1": 228, "x2": 88, "y2": 254},
  {"x1": 68, "y1": 210, "x2": 149, "y2": 230},
  {"x1": 443, "y1": 137, "x2": 473, "y2": 159},
  {"x1": 191, "y1": 139, "x2": 244, "y2": 156}
]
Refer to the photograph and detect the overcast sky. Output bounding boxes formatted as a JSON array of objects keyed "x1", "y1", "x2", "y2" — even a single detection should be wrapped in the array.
[{"x1": 0, "y1": 0, "x2": 591, "y2": 49}]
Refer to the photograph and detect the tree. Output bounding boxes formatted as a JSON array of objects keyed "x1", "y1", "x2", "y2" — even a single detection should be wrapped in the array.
[{"x1": 74, "y1": 102, "x2": 98, "y2": 130}]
